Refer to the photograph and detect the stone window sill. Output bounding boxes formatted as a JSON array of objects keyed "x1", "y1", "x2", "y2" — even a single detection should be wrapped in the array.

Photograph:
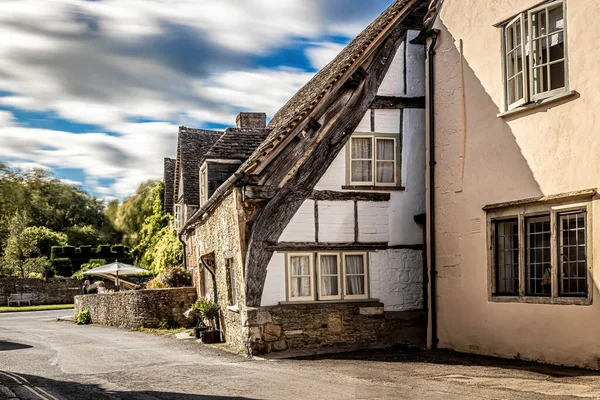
[
  {"x1": 227, "y1": 305, "x2": 240, "y2": 313},
  {"x1": 342, "y1": 185, "x2": 405, "y2": 191},
  {"x1": 497, "y1": 90, "x2": 577, "y2": 118},
  {"x1": 490, "y1": 295, "x2": 591, "y2": 306},
  {"x1": 279, "y1": 298, "x2": 380, "y2": 306}
]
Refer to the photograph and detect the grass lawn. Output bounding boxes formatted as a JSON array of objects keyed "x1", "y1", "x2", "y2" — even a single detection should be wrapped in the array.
[
  {"x1": 133, "y1": 327, "x2": 189, "y2": 336},
  {"x1": 0, "y1": 304, "x2": 74, "y2": 313}
]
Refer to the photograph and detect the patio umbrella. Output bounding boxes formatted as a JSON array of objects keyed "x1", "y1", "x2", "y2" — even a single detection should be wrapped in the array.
[{"x1": 83, "y1": 261, "x2": 147, "y2": 289}]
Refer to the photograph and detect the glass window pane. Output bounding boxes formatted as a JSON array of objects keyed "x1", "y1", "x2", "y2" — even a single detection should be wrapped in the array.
[
  {"x1": 291, "y1": 277, "x2": 311, "y2": 298},
  {"x1": 351, "y1": 160, "x2": 372, "y2": 182},
  {"x1": 291, "y1": 256, "x2": 310, "y2": 276},
  {"x1": 549, "y1": 32, "x2": 564, "y2": 61},
  {"x1": 376, "y1": 162, "x2": 395, "y2": 183},
  {"x1": 531, "y1": 10, "x2": 547, "y2": 38},
  {"x1": 495, "y1": 219, "x2": 519, "y2": 295},
  {"x1": 346, "y1": 276, "x2": 365, "y2": 296},
  {"x1": 533, "y1": 66, "x2": 549, "y2": 94},
  {"x1": 320, "y1": 255, "x2": 338, "y2": 275},
  {"x1": 550, "y1": 62, "x2": 565, "y2": 90},
  {"x1": 376, "y1": 139, "x2": 395, "y2": 161},
  {"x1": 351, "y1": 138, "x2": 372, "y2": 159},
  {"x1": 345, "y1": 255, "x2": 365, "y2": 274},
  {"x1": 559, "y1": 211, "x2": 587, "y2": 296},
  {"x1": 549, "y1": 4, "x2": 564, "y2": 33},
  {"x1": 526, "y1": 215, "x2": 551, "y2": 296},
  {"x1": 321, "y1": 276, "x2": 339, "y2": 297}
]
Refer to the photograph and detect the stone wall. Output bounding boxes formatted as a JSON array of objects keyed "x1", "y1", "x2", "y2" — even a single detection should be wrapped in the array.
[
  {"x1": 0, "y1": 278, "x2": 81, "y2": 305},
  {"x1": 245, "y1": 301, "x2": 426, "y2": 355},
  {"x1": 74, "y1": 287, "x2": 197, "y2": 329}
]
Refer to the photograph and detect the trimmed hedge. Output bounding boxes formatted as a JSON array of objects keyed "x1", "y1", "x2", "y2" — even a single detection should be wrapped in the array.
[
  {"x1": 51, "y1": 258, "x2": 72, "y2": 277},
  {"x1": 50, "y1": 245, "x2": 133, "y2": 275}
]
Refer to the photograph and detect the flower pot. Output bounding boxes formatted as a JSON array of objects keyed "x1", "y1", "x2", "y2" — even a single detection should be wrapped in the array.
[
  {"x1": 201, "y1": 330, "x2": 222, "y2": 344},
  {"x1": 194, "y1": 326, "x2": 209, "y2": 339}
]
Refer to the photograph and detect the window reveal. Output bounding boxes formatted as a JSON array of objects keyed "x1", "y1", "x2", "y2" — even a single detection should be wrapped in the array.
[
  {"x1": 526, "y1": 215, "x2": 552, "y2": 296},
  {"x1": 495, "y1": 219, "x2": 519, "y2": 295},
  {"x1": 559, "y1": 211, "x2": 587, "y2": 296}
]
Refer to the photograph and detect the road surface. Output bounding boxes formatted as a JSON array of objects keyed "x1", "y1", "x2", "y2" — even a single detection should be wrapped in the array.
[{"x1": 1, "y1": 310, "x2": 600, "y2": 399}]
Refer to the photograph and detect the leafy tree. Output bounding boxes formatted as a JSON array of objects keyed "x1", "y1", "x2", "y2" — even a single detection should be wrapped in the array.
[
  {"x1": 65, "y1": 225, "x2": 105, "y2": 247},
  {"x1": 1, "y1": 212, "x2": 37, "y2": 277},
  {"x1": 22, "y1": 226, "x2": 68, "y2": 258},
  {"x1": 23, "y1": 257, "x2": 52, "y2": 279}
]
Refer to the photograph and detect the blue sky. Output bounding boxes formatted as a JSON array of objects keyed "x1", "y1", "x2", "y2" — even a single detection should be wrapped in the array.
[{"x1": 0, "y1": 0, "x2": 393, "y2": 200}]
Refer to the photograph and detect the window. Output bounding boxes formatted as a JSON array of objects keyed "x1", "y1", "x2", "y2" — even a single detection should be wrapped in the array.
[
  {"x1": 199, "y1": 164, "x2": 207, "y2": 207},
  {"x1": 502, "y1": 0, "x2": 568, "y2": 110},
  {"x1": 174, "y1": 204, "x2": 182, "y2": 231},
  {"x1": 349, "y1": 136, "x2": 398, "y2": 186},
  {"x1": 489, "y1": 201, "x2": 591, "y2": 303},
  {"x1": 286, "y1": 252, "x2": 369, "y2": 302},
  {"x1": 226, "y1": 258, "x2": 238, "y2": 306}
]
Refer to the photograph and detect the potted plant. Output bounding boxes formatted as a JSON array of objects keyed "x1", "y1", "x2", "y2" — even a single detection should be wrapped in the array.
[{"x1": 192, "y1": 299, "x2": 222, "y2": 343}]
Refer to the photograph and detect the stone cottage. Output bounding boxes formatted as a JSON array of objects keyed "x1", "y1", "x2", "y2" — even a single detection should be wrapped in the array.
[{"x1": 174, "y1": 0, "x2": 431, "y2": 356}]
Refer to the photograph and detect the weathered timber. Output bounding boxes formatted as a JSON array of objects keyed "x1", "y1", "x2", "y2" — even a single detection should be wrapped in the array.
[
  {"x1": 344, "y1": 66, "x2": 368, "y2": 90},
  {"x1": 354, "y1": 200, "x2": 359, "y2": 243},
  {"x1": 370, "y1": 96, "x2": 425, "y2": 109},
  {"x1": 243, "y1": 185, "x2": 278, "y2": 201},
  {"x1": 267, "y1": 242, "x2": 424, "y2": 251},
  {"x1": 244, "y1": 25, "x2": 408, "y2": 307},
  {"x1": 310, "y1": 190, "x2": 391, "y2": 202},
  {"x1": 341, "y1": 185, "x2": 405, "y2": 191}
]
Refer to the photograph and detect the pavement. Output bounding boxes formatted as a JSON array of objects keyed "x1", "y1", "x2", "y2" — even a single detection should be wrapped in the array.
[{"x1": 2, "y1": 310, "x2": 600, "y2": 399}]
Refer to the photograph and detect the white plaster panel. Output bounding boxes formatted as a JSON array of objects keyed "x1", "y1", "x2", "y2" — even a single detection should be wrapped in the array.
[
  {"x1": 374, "y1": 109, "x2": 401, "y2": 133},
  {"x1": 261, "y1": 252, "x2": 286, "y2": 306},
  {"x1": 318, "y1": 201, "x2": 355, "y2": 242},
  {"x1": 314, "y1": 146, "x2": 346, "y2": 191},
  {"x1": 389, "y1": 108, "x2": 426, "y2": 246},
  {"x1": 369, "y1": 249, "x2": 423, "y2": 312},
  {"x1": 406, "y1": 30, "x2": 426, "y2": 97},
  {"x1": 378, "y1": 40, "x2": 405, "y2": 96},
  {"x1": 279, "y1": 200, "x2": 315, "y2": 242},
  {"x1": 355, "y1": 110, "x2": 371, "y2": 132},
  {"x1": 357, "y1": 202, "x2": 389, "y2": 242}
]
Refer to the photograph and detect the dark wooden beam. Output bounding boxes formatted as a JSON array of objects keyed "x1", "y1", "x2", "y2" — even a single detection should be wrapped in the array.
[
  {"x1": 370, "y1": 96, "x2": 425, "y2": 109},
  {"x1": 244, "y1": 26, "x2": 408, "y2": 307},
  {"x1": 242, "y1": 185, "x2": 278, "y2": 201},
  {"x1": 310, "y1": 190, "x2": 390, "y2": 202},
  {"x1": 267, "y1": 242, "x2": 424, "y2": 251}
]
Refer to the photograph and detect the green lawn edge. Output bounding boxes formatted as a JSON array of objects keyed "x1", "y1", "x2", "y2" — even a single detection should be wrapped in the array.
[{"x1": 0, "y1": 304, "x2": 74, "y2": 313}]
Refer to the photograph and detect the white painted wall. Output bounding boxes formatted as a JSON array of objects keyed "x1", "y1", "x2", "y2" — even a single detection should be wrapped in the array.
[
  {"x1": 374, "y1": 109, "x2": 401, "y2": 133},
  {"x1": 406, "y1": 30, "x2": 426, "y2": 97},
  {"x1": 261, "y1": 252, "x2": 286, "y2": 306},
  {"x1": 318, "y1": 201, "x2": 355, "y2": 242},
  {"x1": 378, "y1": 40, "x2": 406, "y2": 96},
  {"x1": 357, "y1": 202, "x2": 389, "y2": 242},
  {"x1": 279, "y1": 200, "x2": 315, "y2": 242}
]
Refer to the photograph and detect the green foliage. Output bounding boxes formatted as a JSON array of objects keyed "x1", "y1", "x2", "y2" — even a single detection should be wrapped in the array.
[
  {"x1": 192, "y1": 299, "x2": 220, "y2": 329},
  {"x1": 64, "y1": 225, "x2": 105, "y2": 247},
  {"x1": 75, "y1": 309, "x2": 91, "y2": 325},
  {"x1": 86, "y1": 285, "x2": 98, "y2": 294},
  {"x1": 1, "y1": 212, "x2": 37, "y2": 277},
  {"x1": 51, "y1": 258, "x2": 72, "y2": 277},
  {"x1": 157, "y1": 316, "x2": 180, "y2": 330},
  {"x1": 22, "y1": 257, "x2": 52, "y2": 278},
  {"x1": 22, "y1": 226, "x2": 68, "y2": 258},
  {"x1": 72, "y1": 258, "x2": 107, "y2": 280},
  {"x1": 146, "y1": 266, "x2": 192, "y2": 289}
]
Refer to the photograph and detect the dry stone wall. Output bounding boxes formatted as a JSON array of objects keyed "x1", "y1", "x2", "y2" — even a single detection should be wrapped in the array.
[
  {"x1": 74, "y1": 287, "x2": 197, "y2": 329},
  {"x1": 0, "y1": 278, "x2": 81, "y2": 305}
]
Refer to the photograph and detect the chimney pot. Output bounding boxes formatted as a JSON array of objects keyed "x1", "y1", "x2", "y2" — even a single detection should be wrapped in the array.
[{"x1": 236, "y1": 112, "x2": 266, "y2": 129}]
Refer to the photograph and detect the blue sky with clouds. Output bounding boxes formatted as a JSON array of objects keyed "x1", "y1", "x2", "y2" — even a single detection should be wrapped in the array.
[{"x1": 0, "y1": 0, "x2": 393, "y2": 200}]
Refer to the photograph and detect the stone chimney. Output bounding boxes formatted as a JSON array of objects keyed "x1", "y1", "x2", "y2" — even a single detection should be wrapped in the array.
[{"x1": 236, "y1": 112, "x2": 267, "y2": 129}]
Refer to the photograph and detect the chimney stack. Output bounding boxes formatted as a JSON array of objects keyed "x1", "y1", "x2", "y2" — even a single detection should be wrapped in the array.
[{"x1": 236, "y1": 112, "x2": 266, "y2": 129}]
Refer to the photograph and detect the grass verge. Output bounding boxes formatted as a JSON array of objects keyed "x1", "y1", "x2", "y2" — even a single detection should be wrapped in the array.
[
  {"x1": 132, "y1": 327, "x2": 189, "y2": 336},
  {"x1": 0, "y1": 304, "x2": 75, "y2": 313}
]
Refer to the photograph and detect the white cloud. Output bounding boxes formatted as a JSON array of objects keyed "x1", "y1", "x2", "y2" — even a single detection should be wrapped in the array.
[{"x1": 305, "y1": 42, "x2": 346, "y2": 70}]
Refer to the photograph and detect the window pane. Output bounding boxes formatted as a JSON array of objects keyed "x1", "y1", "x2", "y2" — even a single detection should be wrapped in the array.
[
  {"x1": 560, "y1": 211, "x2": 587, "y2": 296},
  {"x1": 320, "y1": 255, "x2": 338, "y2": 275},
  {"x1": 351, "y1": 160, "x2": 372, "y2": 182},
  {"x1": 291, "y1": 277, "x2": 311, "y2": 297},
  {"x1": 549, "y1": 4, "x2": 564, "y2": 33},
  {"x1": 550, "y1": 62, "x2": 565, "y2": 90},
  {"x1": 291, "y1": 256, "x2": 310, "y2": 276},
  {"x1": 345, "y1": 255, "x2": 365, "y2": 274},
  {"x1": 531, "y1": 10, "x2": 547, "y2": 38},
  {"x1": 549, "y1": 32, "x2": 564, "y2": 61},
  {"x1": 376, "y1": 139, "x2": 395, "y2": 161},
  {"x1": 495, "y1": 219, "x2": 519, "y2": 295},
  {"x1": 321, "y1": 276, "x2": 339, "y2": 297},
  {"x1": 346, "y1": 276, "x2": 365, "y2": 296},
  {"x1": 526, "y1": 215, "x2": 551, "y2": 296},
  {"x1": 533, "y1": 66, "x2": 549, "y2": 94},
  {"x1": 351, "y1": 138, "x2": 372, "y2": 159},
  {"x1": 376, "y1": 161, "x2": 395, "y2": 183}
]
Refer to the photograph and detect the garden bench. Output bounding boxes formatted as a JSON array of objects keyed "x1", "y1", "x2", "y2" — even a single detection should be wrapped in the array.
[{"x1": 7, "y1": 293, "x2": 34, "y2": 306}]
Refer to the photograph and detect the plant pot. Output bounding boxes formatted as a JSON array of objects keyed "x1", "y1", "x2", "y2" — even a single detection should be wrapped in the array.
[
  {"x1": 201, "y1": 330, "x2": 222, "y2": 344},
  {"x1": 194, "y1": 326, "x2": 209, "y2": 339}
]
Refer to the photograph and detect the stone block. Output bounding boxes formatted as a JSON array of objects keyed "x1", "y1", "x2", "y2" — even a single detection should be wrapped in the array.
[
  {"x1": 285, "y1": 330, "x2": 304, "y2": 336},
  {"x1": 359, "y1": 306, "x2": 385, "y2": 316},
  {"x1": 255, "y1": 309, "x2": 273, "y2": 325},
  {"x1": 328, "y1": 314, "x2": 343, "y2": 333},
  {"x1": 264, "y1": 323, "x2": 282, "y2": 342},
  {"x1": 270, "y1": 340, "x2": 288, "y2": 352}
]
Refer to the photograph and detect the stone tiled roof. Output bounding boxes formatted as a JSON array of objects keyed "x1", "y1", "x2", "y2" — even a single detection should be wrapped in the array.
[
  {"x1": 241, "y1": 0, "x2": 417, "y2": 174},
  {"x1": 174, "y1": 127, "x2": 222, "y2": 206},
  {"x1": 163, "y1": 157, "x2": 176, "y2": 214},
  {"x1": 200, "y1": 129, "x2": 271, "y2": 165}
]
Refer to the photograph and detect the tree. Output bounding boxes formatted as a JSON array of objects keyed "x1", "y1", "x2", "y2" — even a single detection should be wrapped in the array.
[
  {"x1": 64, "y1": 225, "x2": 105, "y2": 247},
  {"x1": 22, "y1": 226, "x2": 68, "y2": 258},
  {"x1": 1, "y1": 212, "x2": 36, "y2": 277}
]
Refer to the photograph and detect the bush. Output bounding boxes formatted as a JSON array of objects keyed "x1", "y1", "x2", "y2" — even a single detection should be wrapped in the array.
[
  {"x1": 86, "y1": 285, "x2": 98, "y2": 294},
  {"x1": 51, "y1": 258, "x2": 71, "y2": 277},
  {"x1": 145, "y1": 266, "x2": 192, "y2": 289},
  {"x1": 75, "y1": 309, "x2": 91, "y2": 325},
  {"x1": 157, "y1": 316, "x2": 180, "y2": 330},
  {"x1": 192, "y1": 299, "x2": 220, "y2": 329}
]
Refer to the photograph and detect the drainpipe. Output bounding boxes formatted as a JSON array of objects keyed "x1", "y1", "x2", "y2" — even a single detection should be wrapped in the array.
[
  {"x1": 412, "y1": 28, "x2": 440, "y2": 350},
  {"x1": 199, "y1": 257, "x2": 221, "y2": 331}
]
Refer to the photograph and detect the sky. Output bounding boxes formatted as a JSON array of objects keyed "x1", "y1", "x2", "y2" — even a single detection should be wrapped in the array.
[{"x1": 0, "y1": 0, "x2": 394, "y2": 201}]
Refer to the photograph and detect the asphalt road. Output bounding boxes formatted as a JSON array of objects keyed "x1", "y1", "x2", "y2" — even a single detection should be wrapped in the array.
[{"x1": 1, "y1": 310, "x2": 600, "y2": 399}]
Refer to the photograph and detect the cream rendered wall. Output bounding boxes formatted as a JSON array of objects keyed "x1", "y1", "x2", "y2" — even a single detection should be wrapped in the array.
[
  {"x1": 430, "y1": 0, "x2": 600, "y2": 369},
  {"x1": 261, "y1": 30, "x2": 426, "y2": 310}
]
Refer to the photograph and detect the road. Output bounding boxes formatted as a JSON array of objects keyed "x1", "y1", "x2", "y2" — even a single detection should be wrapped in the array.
[{"x1": 1, "y1": 310, "x2": 600, "y2": 399}]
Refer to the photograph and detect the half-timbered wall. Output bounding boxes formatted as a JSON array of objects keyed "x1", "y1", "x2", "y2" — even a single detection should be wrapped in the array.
[{"x1": 262, "y1": 30, "x2": 426, "y2": 312}]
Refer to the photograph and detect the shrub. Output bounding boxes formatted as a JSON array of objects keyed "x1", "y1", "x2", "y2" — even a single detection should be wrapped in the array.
[
  {"x1": 157, "y1": 316, "x2": 180, "y2": 330},
  {"x1": 51, "y1": 258, "x2": 71, "y2": 277},
  {"x1": 75, "y1": 309, "x2": 91, "y2": 325},
  {"x1": 86, "y1": 285, "x2": 98, "y2": 294},
  {"x1": 28, "y1": 272, "x2": 43, "y2": 279},
  {"x1": 145, "y1": 266, "x2": 192, "y2": 289},
  {"x1": 192, "y1": 299, "x2": 220, "y2": 329}
]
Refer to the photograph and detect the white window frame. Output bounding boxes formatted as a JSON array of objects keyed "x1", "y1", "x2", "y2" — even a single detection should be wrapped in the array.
[
  {"x1": 317, "y1": 253, "x2": 342, "y2": 301},
  {"x1": 502, "y1": 0, "x2": 569, "y2": 110},
  {"x1": 348, "y1": 135, "x2": 398, "y2": 187},
  {"x1": 487, "y1": 199, "x2": 592, "y2": 305},
  {"x1": 199, "y1": 163, "x2": 208, "y2": 207},
  {"x1": 343, "y1": 252, "x2": 369, "y2": 300},
  {"x1": 287, "y1": 253, "x2": 315, "y2": 302}
]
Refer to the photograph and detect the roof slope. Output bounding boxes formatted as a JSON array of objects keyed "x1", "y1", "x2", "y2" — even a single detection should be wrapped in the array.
[
  {"x1": 201, "y1": 128, "x2": 270, "y2": 164},
  {"x1": 163, "y1": 157, "x2": 176, "y2": 214},
  {"x1": 175, "y1": 127, "x2": 222, "y2": 205},
  {"x1": 243, "y1": 0, "x2": 414, "y2": 172}
]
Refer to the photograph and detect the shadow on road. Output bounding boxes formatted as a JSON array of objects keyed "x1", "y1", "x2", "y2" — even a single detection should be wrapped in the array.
[
  {"x1": 295, "y1": 346, "x2": 600, "y2": 378},
  {"x1": 0, "y1": 341, "x2": 32, "y2": 351},
  {"x1": 3, "y1": 372, "x2": 255, "y2": 400}
]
